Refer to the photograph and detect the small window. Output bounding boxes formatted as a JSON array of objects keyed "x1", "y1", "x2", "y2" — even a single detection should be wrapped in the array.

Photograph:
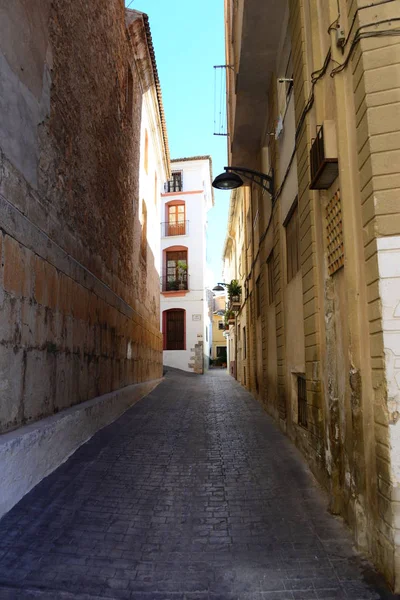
[
  {"x1": 218, "y1": 321, "x2": 224, "y2": 330},
  {"x1": 141, "y1": 201, "x2": 147, "y2": 261},
  {"x1": 267, "y1": 251, "x2": 275, "y2": 304},
  {"x1": 164, "y1": 309, "x2": 185, "y2": 350},
  {"x1": 285, "y1": 200, "x2": 300, "y2": 283},
  {"x1": 298, "y1": 376, "x2": 307, "y2": 428},
  {"x1": 166, "y1": 171, "x2": 182, "y2": 193}
]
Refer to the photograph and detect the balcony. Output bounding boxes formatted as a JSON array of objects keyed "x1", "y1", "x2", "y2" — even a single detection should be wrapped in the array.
[
  {"x1": 309, "y1": 122, "x2": 339, "y2": 190},
  {"x1": 161, "y1": 274, "x2": 188, "y2": 292},
  {"x1": 161, "y1": 221, "x2": 189, "y2": 237},
  {"x1": 229, "y1": 295, "x2": 241, "y2": 311},
  {"x1": 164, "y1": 172, "x2": 183, "y2": 193}
]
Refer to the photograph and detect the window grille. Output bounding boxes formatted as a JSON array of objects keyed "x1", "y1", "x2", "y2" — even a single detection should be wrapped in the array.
[
  {"x1": 326, "y1": 190, "x2": 344, "y2": 275},
  {"x1": 165, "y1": 171, "x2": 183, "y2": 193}
]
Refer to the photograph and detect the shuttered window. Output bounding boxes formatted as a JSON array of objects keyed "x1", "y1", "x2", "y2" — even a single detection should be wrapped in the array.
[{"x1": 165, "y1": 309, "x2": 185, "y2": 350}]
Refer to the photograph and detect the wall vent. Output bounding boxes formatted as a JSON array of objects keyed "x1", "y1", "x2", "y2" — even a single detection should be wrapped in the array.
[{"x1": 326, "y1": 190, "x2": 344, "y2": 275}]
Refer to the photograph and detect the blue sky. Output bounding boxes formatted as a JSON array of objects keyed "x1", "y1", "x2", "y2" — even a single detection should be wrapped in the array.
[{"x1": 126, "y1": 0, "x2": 229, "y2": 286}]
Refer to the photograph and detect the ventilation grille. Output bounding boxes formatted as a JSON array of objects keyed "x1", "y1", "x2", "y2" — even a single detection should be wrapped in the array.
[{"x1": 326, "y1": 190, "x2": 344, "y2": 275}]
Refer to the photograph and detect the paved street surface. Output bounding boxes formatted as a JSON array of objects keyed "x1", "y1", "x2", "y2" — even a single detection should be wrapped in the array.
[{"x1": 0, "y1": 369, "x2": 397, "y2": 600}]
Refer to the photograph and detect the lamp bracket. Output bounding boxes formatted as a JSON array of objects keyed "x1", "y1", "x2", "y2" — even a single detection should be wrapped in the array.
[{"x1": 224, "y1": 166, "x2": 274, "y2": 196}]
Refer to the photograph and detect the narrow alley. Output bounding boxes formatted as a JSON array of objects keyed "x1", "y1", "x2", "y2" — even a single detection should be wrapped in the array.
[{"x1": 0, "y1": 370, "x2": 395, "y2": 600}]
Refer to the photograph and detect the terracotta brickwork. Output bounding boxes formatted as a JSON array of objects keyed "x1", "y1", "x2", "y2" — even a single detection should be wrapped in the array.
[{"x1": 0, "y1": 0, "x2": 163, "y2": 434}]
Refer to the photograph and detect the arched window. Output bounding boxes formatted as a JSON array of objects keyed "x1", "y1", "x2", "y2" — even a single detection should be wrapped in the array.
[
  {"x1": 165, "y1": 200, "x2": 186, "y2": 236},
  {"x1": 163, "y1": 309, "x2": 185, "y2": 350},
  {"x1": 162, "y1": 245, "x2": 188, "y2": 292}
]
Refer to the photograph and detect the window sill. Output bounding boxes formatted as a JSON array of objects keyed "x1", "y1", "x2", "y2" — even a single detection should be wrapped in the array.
[{"x1": 161, "y1": 290, "x2": 190, "y2": 297}]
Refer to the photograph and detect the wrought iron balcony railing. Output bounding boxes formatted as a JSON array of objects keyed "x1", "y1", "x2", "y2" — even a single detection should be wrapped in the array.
[
  {"x1": 161, "y1": 221, "x2": 189, "y2": 237},
  {"x1": 164, "y1": 174, "x2": 183, "y2": 193},
  {"x1": 161, "y1": 274, "x2": 189, "y2": 292}
]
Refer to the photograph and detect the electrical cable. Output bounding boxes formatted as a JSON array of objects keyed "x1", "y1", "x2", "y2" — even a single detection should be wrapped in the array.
[
  {"x1": 331, "y1": 25, "x2": 400, "y2": 77},
  {"x1": 342, "y1": 0, "x2": 396, "y2": 48},
  {"x1": 240, "y1": 8, "x2": 399, "y2": 286}
]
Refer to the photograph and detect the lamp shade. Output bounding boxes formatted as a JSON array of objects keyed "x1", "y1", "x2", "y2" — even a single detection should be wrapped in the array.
[
  {"x1": 212, "y1": 171, "x2": 243, "y2": 190},
  {"x1": 212, "y1": 284, "x2": 226, "y2": 292}
]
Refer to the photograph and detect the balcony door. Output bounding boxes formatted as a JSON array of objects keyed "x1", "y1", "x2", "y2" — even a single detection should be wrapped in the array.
[
  {"x1": 167, "y1": 203, "x2": 185, "y2": 236},
  {"x1": 165, "y1": 250, "x2": 188, "y2": 291}
]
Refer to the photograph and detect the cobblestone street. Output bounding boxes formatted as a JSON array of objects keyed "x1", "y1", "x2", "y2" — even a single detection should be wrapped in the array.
[{"x1": 0, "y1": 370, "x2": 396, "y2": 600}]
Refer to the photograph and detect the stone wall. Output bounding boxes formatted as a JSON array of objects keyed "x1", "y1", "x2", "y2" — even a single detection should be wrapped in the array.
[{"x1": 0, "y1": 0, "x2": 163, "y2": 434}]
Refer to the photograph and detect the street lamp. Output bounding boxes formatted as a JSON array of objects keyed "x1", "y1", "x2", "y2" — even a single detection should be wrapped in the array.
[
  {"x1": 212, "y1": 283, "x2": 227, "y2": 292},
  {"x1": 212, "y1": 166, "x2": 274, "y2": 196}
]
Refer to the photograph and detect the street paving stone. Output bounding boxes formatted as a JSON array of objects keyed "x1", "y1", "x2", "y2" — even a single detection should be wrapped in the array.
[{"x1": 0, "y1": 369, "x2": 398, "y2": 600}]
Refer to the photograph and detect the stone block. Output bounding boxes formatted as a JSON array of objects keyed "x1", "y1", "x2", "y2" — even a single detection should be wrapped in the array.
[
  {"x1": 0, "y1": 345, "x2": 24, "y2": 433},
  {"x1": 3, "y1": 235, "x2": 31, "y2": 298},
  {"x1": 54, "y1": 352, "x2": 73, "y2": 413},
  {"x1": 58, "y1": 273, "x2": 73, "y2": 316},
  {"x1": 23, "y1": 349, "x2": 55, "y2": 422},
  {"x1": 0, "y1": 295, "x2": 19, "y2": 344}
]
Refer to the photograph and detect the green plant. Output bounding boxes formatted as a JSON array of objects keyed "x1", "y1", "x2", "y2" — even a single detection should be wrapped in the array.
[
  {"x1": 167, "y1": 279, "x2": 179, "y2": 291},
  {"x1": 177, "y1": 260, "x2": 188, "y2": 276},
  {"x1": 224, "y1": 309, "x2": 235, "y2": 325},
  {"x1": 227, "y1": 279, "x2": 241, "y2": 300}
]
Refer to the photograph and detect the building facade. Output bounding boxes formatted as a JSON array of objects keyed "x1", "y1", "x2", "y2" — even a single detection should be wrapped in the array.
[
  {"x1": 223, "y1": 0, "x2": 400, "y2": 590},
  {"x1": 0, "y1": 1, "x2": 168, "y2": 517},
  {"x1": 160, "y1": 157, "x2": 214, "y2": 373},
  {"x1": 211, "y1": 294, "x2": 228, "y2": 365}
]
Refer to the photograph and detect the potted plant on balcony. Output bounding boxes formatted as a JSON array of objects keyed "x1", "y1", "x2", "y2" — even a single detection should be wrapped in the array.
[
  {"x1": 177, "y1": 260, "x2": 188, "y2": 290},
  {"x1": 167, "y1": 279, "x2": 179, "y2": 291},
  {"x1": 227, "y1": 279, "x2": 242, "y2": 308},
  {"x1": 224, "y1": 309, "x2": 235, "y2": 326}
]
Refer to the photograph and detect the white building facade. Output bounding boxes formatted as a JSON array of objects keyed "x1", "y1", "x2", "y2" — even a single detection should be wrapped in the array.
[{"x1": 160, "y1": 157, "x2": 213, "y2": 373}]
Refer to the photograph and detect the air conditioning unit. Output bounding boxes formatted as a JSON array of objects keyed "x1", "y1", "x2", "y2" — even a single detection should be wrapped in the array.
[{"x1": 309, "y1": 121, "x2": 339, "y2": 190}]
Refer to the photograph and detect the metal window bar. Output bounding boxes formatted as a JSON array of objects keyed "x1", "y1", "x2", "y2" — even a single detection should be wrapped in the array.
[
  {"x1": 165, "y1": 172, "x2": 183, "y2": 193},
  {"x1": 161, "y1": 221, "x2": 188, "y2": 237},
  {"x1": 161, "y1": 274, "x2": 188, "y2": 292},
  {"x1": 310, "y1": 126, "x2": 325, "y2": 181}
]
